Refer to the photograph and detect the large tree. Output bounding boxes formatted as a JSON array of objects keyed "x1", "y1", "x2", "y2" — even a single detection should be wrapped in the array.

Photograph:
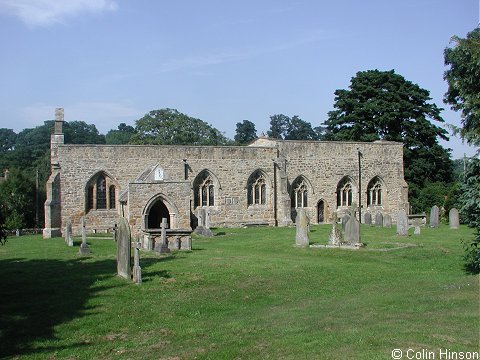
[
  {"x1": 267, "y1": 114, "x2": 318, "y2": 140},
  {"x1": 234, "y1": 120, "x2": 257, "y2": 144},
  {"x1": 444, "y1": 27, "x2": 480, "y2": 273},
  {"x1": 323, "y1": 69, "x2": 454, "y2": 212},
  {"x1": 130, "y1": 109, "x2": 229, "y2": 145},
  {"x1": 106, "y1": 123, "x2": 135, "y2": 145},
  {"x1": 444, "y1": 27, "x2": 480, "y2": 147}
]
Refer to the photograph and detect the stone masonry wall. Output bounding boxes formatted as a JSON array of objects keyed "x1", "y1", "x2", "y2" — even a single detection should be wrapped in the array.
[{"x1": 54, "y1": 140, "x2": 407, "y2": 235}]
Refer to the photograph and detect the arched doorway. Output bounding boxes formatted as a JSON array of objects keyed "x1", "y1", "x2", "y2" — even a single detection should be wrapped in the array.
[
  {"x1": 317, "y1": 200, "x2": 325, "y2": 224},
  {"x1": 147, "y1": 199, "x2": 170, "y2": 229}
]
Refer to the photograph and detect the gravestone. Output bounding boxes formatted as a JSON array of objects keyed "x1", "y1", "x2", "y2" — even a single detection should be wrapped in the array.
[
  {"x1": 344, "y1": 215, "x2": 360, "y2": 245},
  {"x1": 430, "y1": 205, "x2": 439, "y2": 228},
  {"x1": 194, "y1": 208, "x2": 213, "y2": 237},
  {"x1": 328, "y1": 213, "x2": 342, "y2": 246},
  {"x1": 65, "y1": 219, "x2": 73, "y2": 247},
  {"x1": 342, "y1": 214, "x2": 350, "y2": 231},
  {"x1": 173, "y1": 236, "x2": 181, "y2": 250},
  {"x1": 79, "y1": 216, "x2": 91, "y2": 255},
  {"x1": 116, "y1": 217, "x2": 131, "y2": 279},
  {"x1": 295, "y1": 208, "x2": 309, "y2": 247},
  {"x1": 375, "y1": 213, "x2": 383, "y2": 227},
  {"x1": 155, "y1": 218, "x2": 171, "y2": 254},
  {"x1": 364, "y1": 212, "x2": 372, "y2": 226},
  {"x1": 449, "y1": 208, "x2": 459, "y2": 229},
  {"x1": 132, "y1": 240, "x2": 142, "y2": 284},
  {"x1": 414, "y1": 224, "x2": 421, "y2": 235},
  {"x1": 396, "y1": 209, "x2": 408, "y2": 236},
  {"x1": 383, "y1": 214, "x2": 392, "y2": 228}
]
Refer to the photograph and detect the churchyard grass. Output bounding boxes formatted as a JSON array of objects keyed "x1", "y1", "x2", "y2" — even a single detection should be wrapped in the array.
[{"x1": 0, "y1": 225, "x2": 478, "y2": 359}]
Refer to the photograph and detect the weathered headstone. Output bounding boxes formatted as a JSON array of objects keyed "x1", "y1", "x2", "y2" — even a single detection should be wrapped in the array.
[
  {"x1": 383, "y1": 214, "x2": 392, "y2": 228},
  {"x1": 375, "y1": 213, "x2": 383, "y2": 227},
  {"x1": 328, "y1": 214, "x2": 342, "y2": 246},
  {"x1": 182, "y1": 236, "x2": 192, "y2": 251},
  {"x1": 79, "y1": 216, "x2": 91, "y2": 255},
  {"x1": 414, "y1": 224, "x2": 421, "y2": 235},
  {"x1": 116, "y1": 217, "x2": 131, "y2": 279},
  {"x1": 173, "y1": 236, "x2": 181, "y2": 250},
  {"x1": 344, "y1": 215, "x2": 360, "y2": 245},
  {"x1": 449, "y1": 208, "x2": 459, "y2": 229},
  {"x1": 364, "y1": 212, "x2": 372, "y2": 226},
  {"x1": 155, "y1": 218, "x2": 171, "y2": 254},
  {"x1": 194, "y1": 208, "x2": 213, "y2": 237},
  {"x1": 132, "y1": 240, "x2": 142, "y2": 284},
  {"x1": 342, "y1": 214, "x2": 350, "y2": 231},
  {"x1": 65, "y1": 219, "x2": 73, "y2": 247},
  {"x1": 396, "y1": 209, "x2": 408, "y2": 236},
  {"x1": 430, "y1": 205, "x2": 439, "y2": 228},
  {"x1": 295, "y1": 208, "x2": 309, "y2": 247}
]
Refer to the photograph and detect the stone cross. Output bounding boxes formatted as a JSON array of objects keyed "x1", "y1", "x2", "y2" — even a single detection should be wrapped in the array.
[
  {"x1": 132, "y1": 240, "x2": 142, "y2": 284},
  {"x1": 156, "y1": 218, "x2": 171, "y2": 254},
  {"x1": 396, "y1": 209, "x2": 408, "y2": 236},
  {"x1": 116, "y1": 217, "x2": 131, "y2": 279},
  {"x1": 295, "y1": 209, "x2": 309, "y2": 247},
  {"x1": 328, "y1": 213, "x2": 342, "y2": 246},
  {"x1": 79, "y1": 216, "x2": 91, "y2": 255},
  {"x1": 449, "y1": 208, "x2": 459, "y2": 229},
  {"x1": 430, "y1": 205, "x2": 439, "y2": 228}
]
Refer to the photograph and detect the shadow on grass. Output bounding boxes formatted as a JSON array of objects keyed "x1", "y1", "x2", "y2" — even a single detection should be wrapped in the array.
[{"x1": 0, "y1": 257, "x2": 117, "y2": 359}]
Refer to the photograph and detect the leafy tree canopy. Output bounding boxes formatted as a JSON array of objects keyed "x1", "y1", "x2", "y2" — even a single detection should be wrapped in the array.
[
  {"x1": 267, "y1": 114, "x2": 319, "y2": 140},
  {"x1": 444, "y1": 27, "x2": 480, "y2": 147},
  {"x1": 323, "y1": 69, "x2": 454, "y2": 201},
  {"x1": 130, "y1": 109, "x2": 229, "y2": 146},
  {"x1": 0, "y1": 169, "x2": 36, "y2": 230},
  {"x1": 234, "y1": 120, "x2": 257, "y2": 145},
  {"x1": 106, "y1": 123, "x2": 135, "y2": 145},
  {"x1": 64, "y1": 121, "x2": 105, "y2": 144}
]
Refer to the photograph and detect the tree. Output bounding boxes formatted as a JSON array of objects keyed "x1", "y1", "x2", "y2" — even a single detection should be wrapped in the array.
[
  {"x1": 0, "y1": 169, "x2": 36, "y2": 230},
  {"x1": 130, "y1": 109, "x2": 229, "y2": 145},
  {"x1": 323, "y1": 69, "x2": 454, "y2": 212},
  {"x1": 64, "y1": 121, "x2": 105, "y2": 144},
  {"x1": 267, "y1": 114, "x2": 319, "y2": 140},
  {"x1": 106, "y1": 123, "x2": 135, "y2": 144},
  {"x1": 444, "y1": 27, "x2": 480, "y2": 273},
  {"x1": 0, "y1": 205, "x2": 7, "y2": 245},
  {"x1": 444, "y1": 27, "x2": 480, "y2": 147},
  {"x1": 234, "y1": 120, "x2": 257, "y2": 144}
]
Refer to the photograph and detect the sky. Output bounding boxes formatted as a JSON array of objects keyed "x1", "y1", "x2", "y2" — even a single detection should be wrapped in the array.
[{"x1": 0, "y1": 0, "x2": 478, "y2": 159}]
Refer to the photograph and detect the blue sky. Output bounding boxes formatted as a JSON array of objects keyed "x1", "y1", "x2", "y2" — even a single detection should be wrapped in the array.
[{"x1": 0, "y1": 0, "x2": 478, "y2": 158}]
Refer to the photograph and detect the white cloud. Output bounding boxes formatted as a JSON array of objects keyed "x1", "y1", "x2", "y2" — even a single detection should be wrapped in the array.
[{"x1": 0, "y1": 0, "x2": 118, "y2": 27}]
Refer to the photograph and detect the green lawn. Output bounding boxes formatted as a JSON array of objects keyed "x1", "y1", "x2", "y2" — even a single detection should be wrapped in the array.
[{"x1": 0, "y1": 224, "x2": 478, "y2": 359}]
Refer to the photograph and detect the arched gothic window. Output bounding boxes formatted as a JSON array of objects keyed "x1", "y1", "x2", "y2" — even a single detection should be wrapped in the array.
[
  {"x1": 248, "y1": 171, "x2": 267, "y2": 205},
  {"x1": 291, "y1": 177, "x2": 309, "y2": 208},
  {"x1": 86, "y1": 172, "x2": 117, "y2": 212},
  {"x1": 367, "y1": 178, "x2": 383, "y2": 206},
  {"x1": 109, "y1": 185, "x2": 116, "y2": 209},
  {"x1": 337, "y1": 178, "x2": 353, "y2": 207},
  {"x1": 194, "y1": 172, "x2": 215, "y2": 208},
  {"x1": 96, "y1": 175, "x2": 107, "y2": 209}
]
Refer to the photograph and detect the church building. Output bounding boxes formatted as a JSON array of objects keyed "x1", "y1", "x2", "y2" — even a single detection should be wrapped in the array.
[{"x1": 43, "y1": 108, "x2": 409, "y2": 246}]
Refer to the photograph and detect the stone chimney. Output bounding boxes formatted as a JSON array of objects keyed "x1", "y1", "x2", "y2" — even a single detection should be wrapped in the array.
[{"x1": 51, "y1": 108, "x2": 65, "y2": 169}]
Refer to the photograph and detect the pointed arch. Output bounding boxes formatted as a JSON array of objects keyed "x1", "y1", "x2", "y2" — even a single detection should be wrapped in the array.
[
  {"x1": 85, "y1": 170, "x2": 119, "y2": 212},
  {"x1": 246, "y1": 169, "x2": 270, "y2": 206},
  {"x1": 336, "y1": 176, "x2": 357, "y2": 208},
  {"x1": 290, "y1": 175, "x2": 313, "y2": 208},
  {"x1": 142, "y1": 193, "x2": 179, "y2": 229},
  {"x1": 193, "y1": 169, "x2": 220, "y2": 208},
  {"x1": 367, "y1": 176, "x2": 386, "y2": 207}
]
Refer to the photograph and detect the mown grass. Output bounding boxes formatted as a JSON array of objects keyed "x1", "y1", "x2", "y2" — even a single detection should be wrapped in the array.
[{"x1": 0, "y1": 224, "x2": 478, "y2": 359}]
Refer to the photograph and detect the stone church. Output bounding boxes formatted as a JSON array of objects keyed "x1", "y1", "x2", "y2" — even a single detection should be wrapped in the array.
[{"x1": 43, "y1": 109, "x2": 409, "y2": 246}]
